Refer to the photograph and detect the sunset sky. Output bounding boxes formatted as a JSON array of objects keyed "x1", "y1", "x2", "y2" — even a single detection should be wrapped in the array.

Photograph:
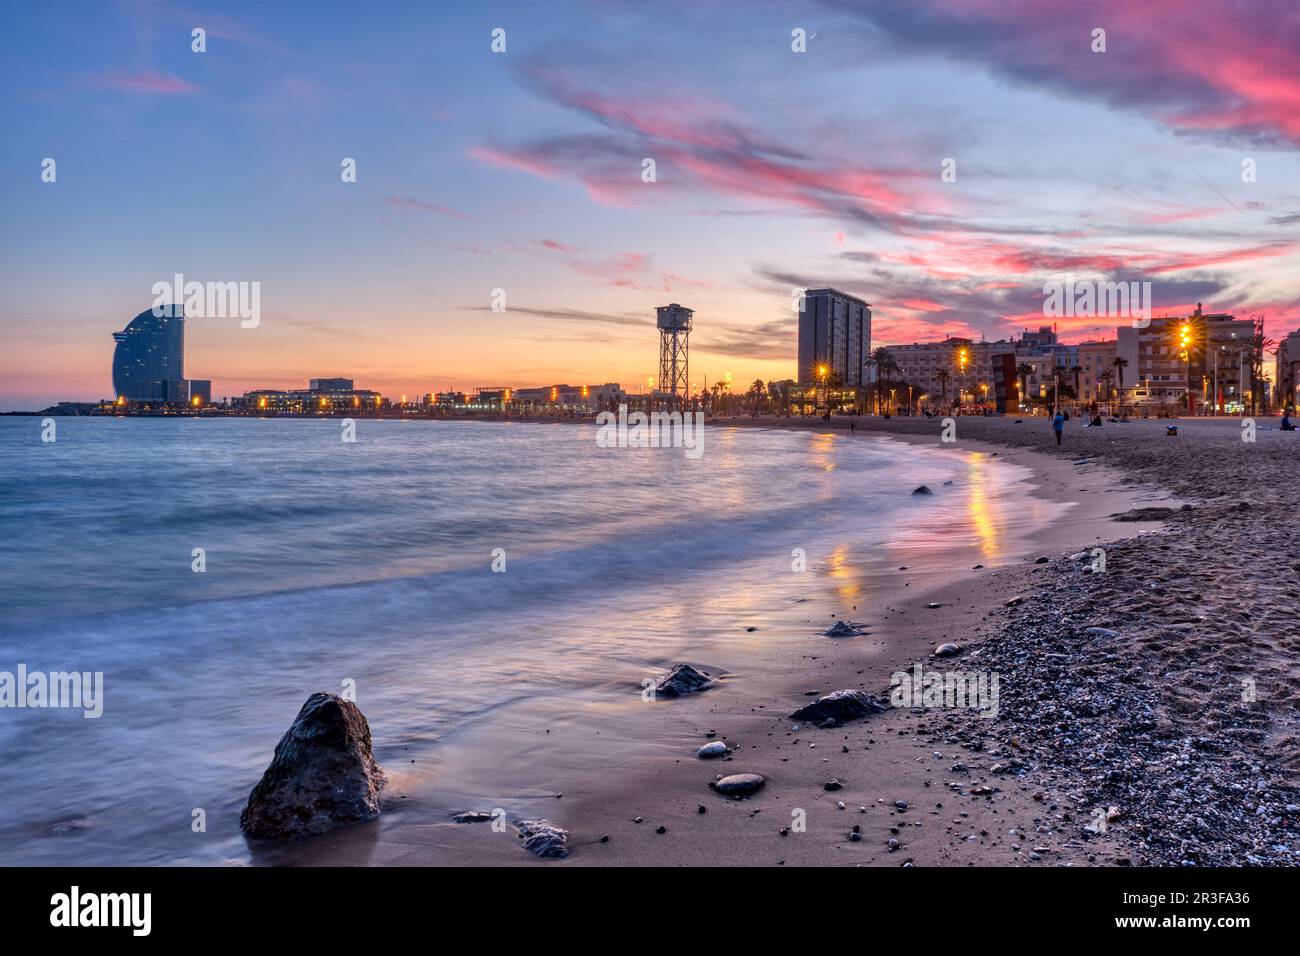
[{"x1": 2, "y1": 0, "x2": 1299, "y2": 410}]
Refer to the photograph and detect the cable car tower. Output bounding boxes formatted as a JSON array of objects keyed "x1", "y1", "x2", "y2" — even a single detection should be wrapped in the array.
[{"x1": 656, "y1": 303, "x2": 693, "y2": 412}]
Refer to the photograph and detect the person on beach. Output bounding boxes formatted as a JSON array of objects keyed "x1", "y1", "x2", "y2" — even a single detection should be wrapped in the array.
[
  {"x1": 1282, "y1": 411, "x2": 1296, "y2": 431},
  {"x1": 1052, "y1": 409, "x2": 1065, "y2": 445}
]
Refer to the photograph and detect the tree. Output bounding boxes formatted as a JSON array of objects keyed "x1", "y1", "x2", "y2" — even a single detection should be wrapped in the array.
[
  {"x1": 1016, "y1": 363, "x2": 1033, "y2": 411},
  {"x1": 937, "y1": 368, "x2": 951, "y2": 409},
  {"x1": 870, "y1": 347, "x2": 896, "y2": 414},
  {"x1": 1099, "y1": 369, "x2": 1114, "y2": 412},
  {"x1": 749, "y1": 379, "x2": 766, "y2": 417},
  {"x1": 1247, "y1": 319, "x2": 1275, "y2": 416},
  {"x1": 1111, "y1": 356, "x2": 1129, "y2": 414},
  {"x1": 1070, "y1": 364, "x2": 1082, "y2": 404}
]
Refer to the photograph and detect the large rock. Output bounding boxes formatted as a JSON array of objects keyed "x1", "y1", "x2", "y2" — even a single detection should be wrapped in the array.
[
  {"x1": 655, "y1": 663, "x2": 715, "y2": 698},
  {"x1": 240, "y1": 692, "x2": 386, "y2": 840},
  {"x1": 822, "y1": 620, "x2": 862, "y2": 637},
  {"x1": 788, "y1": 689, "x2": 886, "y2": 725}
]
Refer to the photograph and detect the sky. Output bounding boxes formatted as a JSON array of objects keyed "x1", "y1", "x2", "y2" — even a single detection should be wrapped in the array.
[{"x1": 1, "y1": 0, "x2": 1298, "y2": 410}]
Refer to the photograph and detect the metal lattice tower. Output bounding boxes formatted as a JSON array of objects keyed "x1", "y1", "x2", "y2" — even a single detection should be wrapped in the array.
[{"x1": 656, "y1": 304, "x2": 693, "y2": 412}]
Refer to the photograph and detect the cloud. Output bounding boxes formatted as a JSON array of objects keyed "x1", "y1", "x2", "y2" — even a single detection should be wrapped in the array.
[
  {"x1": 383, "y1": 196, "x2": 470, "y2": 220},
  {"x1": 824, "y1": 0, "x2": 1300, "y2": 147},
  {"x1": 86, "y1": 71, "x2": 199, "y2": 94},
  {"x1": 467, "y1": 305, "x2": 647, "y2": 329},
  {"x1": 470, "y1": 57, "x2": 933, "y2": 226}
]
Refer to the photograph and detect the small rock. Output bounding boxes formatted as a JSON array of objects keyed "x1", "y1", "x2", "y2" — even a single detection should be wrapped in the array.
[
  {"x1": 654, "y1": 663, "x2": 715, "y2": 698},
  {"x1": 934, "y1": 643, "x2": 961, "y2": 657},
  {"x1": 788, "y1": 689, "x2": 886, "y2": 725},
  {"x1": 517, "y1": 820, "x2": 569, "y2": 859},
  {"x1": 714, "y1": 773, "x2": 766, "y2": 797},
  {"x1": 697, "y1": 741, "x2": 729, "y2": 759},
  {"x1": 912, "y1": 485, "x2": 934, "y2": 496},
  {"x1": 1113, "y1": 506, "x2": 1177, "y2": 522}
]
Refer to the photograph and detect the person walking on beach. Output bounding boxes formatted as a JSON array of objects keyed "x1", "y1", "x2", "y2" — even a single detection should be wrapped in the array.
[{"x1": 1052, "y1": 409, "x2": 1065, "y2": 445}]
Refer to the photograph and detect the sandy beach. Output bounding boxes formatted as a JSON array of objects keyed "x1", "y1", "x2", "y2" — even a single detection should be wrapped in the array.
[{"x1": 243, "y1": 414, "x2": 1297, "y2": 868}]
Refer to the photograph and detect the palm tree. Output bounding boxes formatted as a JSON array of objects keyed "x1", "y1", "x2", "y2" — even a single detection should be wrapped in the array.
[
  {"x1": 1015, "y1": 363, "x2": 1033, "y2": 412},
  {"x1": 1247, "y1": 322, "x2": 1275, "y2": 416},
  {"x1": 1099, "y1": 369, "x2": 1114, "y2": 413},
  {"x1": 1111, "y1": 356, "x2": 1129, "y2": 414},
  {"x1": 749, "y1": 379, "x2": 766, "y2": 417},
  {"x1": 936, "y1": 368, "x2": 951, "y2": 410},
  {"x1": 870, "y1": 347, "x2": 895, "y2": 414},
  {"x1": 1070, "y1": 364, "x2": 1082, "y2": 406},
  {"x1": 709, "y1": 383, "x2": 722, "y2": 414}
]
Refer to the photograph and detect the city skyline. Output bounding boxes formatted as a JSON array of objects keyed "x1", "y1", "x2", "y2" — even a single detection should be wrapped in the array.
[{"x1": 3, "y1": 0, "x2": 1300, "y2": 411}]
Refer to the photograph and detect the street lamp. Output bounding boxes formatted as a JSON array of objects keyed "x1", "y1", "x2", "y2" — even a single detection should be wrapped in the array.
[{"x1": 1178, "y1": 322, "x2": 1194, "y2": 414}]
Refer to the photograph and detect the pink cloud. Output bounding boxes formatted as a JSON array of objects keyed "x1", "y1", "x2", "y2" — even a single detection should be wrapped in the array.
[
  {"x1": 87, "y1": 71, "x2": 199, "y2": 94},
  {"x1": 382, "y1": 196, "x2": 470, "y2": 220},
  {"x1": 833, "y1": 0, "x2": 1300, "y2": 147}
]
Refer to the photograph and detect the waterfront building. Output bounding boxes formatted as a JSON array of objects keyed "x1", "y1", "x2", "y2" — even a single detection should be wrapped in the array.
[
  {"x1": 238, "y1": 378, "x2": 381, "y2": 413},
  {"x1": 1275, "y1": 330, "x2": 1300, "y2": 411},
  {"x1": 1076, "y1": 341, "x2": 1117, "y2": 405},
  {"x1": 797, "y1": 288, "x2": 871, "y2": 386},
  {"x1": 1121, "y1": 306, "x2": 1254, "y2": 412},
  {"x1": 111, "y1": 306, "x2": 185, "y2": 401}
]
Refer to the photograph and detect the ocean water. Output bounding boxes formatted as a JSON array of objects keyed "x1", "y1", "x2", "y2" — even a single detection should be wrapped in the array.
[{"x1": 0, "y1": 417, "x2": 1062, "y2": 864}]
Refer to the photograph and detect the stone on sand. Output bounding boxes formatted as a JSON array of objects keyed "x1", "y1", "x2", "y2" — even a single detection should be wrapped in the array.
[
  {"x1": 240, "y1": 692, "x2": 386, "y2": 840},
  {"x1": 788, "y1": 689, "x2": 886, "y2": 725},
  {"x1": 714, "y1": 773, "x2": 765, "y2": 796},
  {"x1": 1113, "y1": 506, "x2": 1177, "y2": 521},
  {"x1": 517, "y1": 819, "x2": 570, "y2": 858},
  {"x1": 655, "y1": 663, "x2": 715, "y2": 698},
  {"x1": 933, "y1": 643, "x2": 961, "y2": 657},
  {"x1": 697, "y1": 741, "x2": 729, "y2": 758},
  {"x1": 1085, "y1": 626, "x2": 1120, "y2": 638}
]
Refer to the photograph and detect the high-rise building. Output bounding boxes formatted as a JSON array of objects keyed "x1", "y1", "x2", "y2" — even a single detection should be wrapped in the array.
[
  {"x1": 111, "y1": 306, "x2": 185, "y2": 401},
  {"x1": 798, "y1": 288, "x2": 870, "y2": 385}
]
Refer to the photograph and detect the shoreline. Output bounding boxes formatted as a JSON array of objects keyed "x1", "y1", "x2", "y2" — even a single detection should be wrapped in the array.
[{"x1": 260, "y1": 420, "x2": 1207, "y2": 867}]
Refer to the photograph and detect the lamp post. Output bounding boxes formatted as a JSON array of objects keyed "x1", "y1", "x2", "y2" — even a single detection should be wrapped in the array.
[{"x1": 1178, "y1": 322, "x2": 1193, "y2": 414}]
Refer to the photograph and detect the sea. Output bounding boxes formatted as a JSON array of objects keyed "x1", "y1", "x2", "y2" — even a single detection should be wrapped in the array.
[{"x1": 0, "y1": 416, "x2": 1066, "y2": 864}]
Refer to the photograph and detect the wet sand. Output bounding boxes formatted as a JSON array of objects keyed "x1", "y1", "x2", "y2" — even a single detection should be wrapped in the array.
[{"x1": 259, "y1": 420, "x2": 1205, "y2": 867}]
